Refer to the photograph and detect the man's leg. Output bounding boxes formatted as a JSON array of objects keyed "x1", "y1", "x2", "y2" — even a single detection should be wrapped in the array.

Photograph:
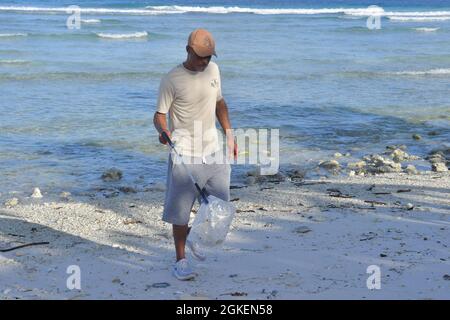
[
  {"x1": 173, "y1": 224, "x2": 189, "y2": 261},
  {"x1": 204, "y1": 163, "x2": 231, "y2": 201}
]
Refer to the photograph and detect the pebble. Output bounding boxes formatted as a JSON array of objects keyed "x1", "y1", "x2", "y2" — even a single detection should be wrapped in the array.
[
  {"x1": 112, "y1": 278, "x2": 121, "y2": 284},
  {"x1": 293, "y1": 226, "x2": 312, "y2": 234},
  {"x1": 31, "y1": 187, "x2": 43, "y2": 198},
  {"x1": 412, "y1": 134, "x2": 422, "y2": 140},
  {"x1": 347, "y1": 161, "x2": 366, "y2": 170},
  {"x1": 151, "y1": 282, "x2": 170, "y2": 288},
  {"x1": 319, "y1": 160, "x2": 340, "y2": 170},
  {"x1": 432, "y1": 163, "x2": 448, "y2": 172},
  {"x1": 391, "y1": 149, "x2": 409, "y2": 163},
  {"x1": 60, "y1": 191, "x2": 71, "y2": 198},
  {"x1": 4, "y1": 198, "x2": 19, "y2": 207},
  {"x1": 405, "y1": 165, "x2": 418, "y2": 175}
]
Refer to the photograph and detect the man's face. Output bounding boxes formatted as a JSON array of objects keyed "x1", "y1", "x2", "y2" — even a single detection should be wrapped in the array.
[{"x1": 188, "y1": 46, "x2": 211, "y2": 72}]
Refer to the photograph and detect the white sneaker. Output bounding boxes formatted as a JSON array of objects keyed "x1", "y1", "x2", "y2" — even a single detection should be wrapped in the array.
[
  {"x1": 186, "y1": 239, "x2": 206, "y2": 261},
  {"x1": 172, "y1": 258, "x2": 196, "y2": 281}
]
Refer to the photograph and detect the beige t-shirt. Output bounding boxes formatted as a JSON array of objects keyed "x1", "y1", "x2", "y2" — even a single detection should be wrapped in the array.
[{"x1": 156, "y1": 61, "x2": 223, "y2": 157}]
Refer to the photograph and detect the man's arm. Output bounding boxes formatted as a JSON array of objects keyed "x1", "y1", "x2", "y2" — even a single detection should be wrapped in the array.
[
  {"x1": 153, "y1": 111, "x2": 171, "y2": 144},
  {"x1": 216, "y1": 98, "x2": 237, "y2": 160}
]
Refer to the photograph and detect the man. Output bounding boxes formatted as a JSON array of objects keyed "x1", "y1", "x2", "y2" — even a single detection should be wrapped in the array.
[{"x1": 153, "y1": 28, "x2": 237, "y2": 280}]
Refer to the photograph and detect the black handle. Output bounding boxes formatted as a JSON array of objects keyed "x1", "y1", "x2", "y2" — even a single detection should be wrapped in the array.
[
  {"x1": 161, "y1": 131, "x2": 174, "y2": 148},
  {"x1": 195, "y1": 183, "x2": 209, "y2": 204}
]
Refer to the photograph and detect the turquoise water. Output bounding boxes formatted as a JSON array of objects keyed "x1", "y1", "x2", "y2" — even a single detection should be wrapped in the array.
[{"x1": 0, "y1": 1, "x2": 449, "y2": 197}]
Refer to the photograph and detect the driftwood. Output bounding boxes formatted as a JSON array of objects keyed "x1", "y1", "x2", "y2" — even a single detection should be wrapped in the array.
[
  {"x1": 230, "y1": 185, "x2": 246, "y2": 189},
  {"x1": 364, "y1": 200, "x2": 387, "y2": 206},
  {"x1": 329, "y1": 194, "x2": 354, "y2": 198},
  {"x1": 0, "y1": 242, "x2": 49, "y2": 252},
  {"x1": 294, "y1": 181, "x2": 329, "y2": 186}
]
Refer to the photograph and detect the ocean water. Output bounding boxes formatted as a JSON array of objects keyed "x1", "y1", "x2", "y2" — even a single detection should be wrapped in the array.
[{"x1": 0, "y1": 0, "x2": 449, "y2": 198}]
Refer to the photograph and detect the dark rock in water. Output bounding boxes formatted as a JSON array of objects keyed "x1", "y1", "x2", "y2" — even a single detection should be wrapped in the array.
[
  {"x1": 386, "y1": 144, "x2": 407, "y2": 151},
  {"x1": 245, "y1": 176, "x2": 256, "y2": 186},
  {"x1": 246, "y1": 170, "x2": 258, "y2": 177},
  {"x1": 427, "y1": 131, "x2": 438, "y2": 136},
  {"x1": 118, "y1": 186, "x2": 137, "y2": 193},
  {"x1": 101, "y1": 168, "x2": 123, "y2": 182},
  {"x1": 428, "y1": 156, "x2": 445, "y2": 164},
  {"x1": 429, "y1": 147, "x2": 450, "y2": 158},
  {"x1": 287, "y1": 169, "x2": 306, "y2": 181},
  {"x1": 37, "y1": 150, "x2": 53, "y2": 155},
  {"x1": 104, "y1": 191, "x2": 120, "y2": 198},
  {"x1": 443, "y1": 275, "x2": 450, "y2": 281},
  {"x1": 412, "y1": 134, "x2": 422, "y2": 140},
  {"x1": 266, "y1": 172, "x2": 286, "y2": 183}
]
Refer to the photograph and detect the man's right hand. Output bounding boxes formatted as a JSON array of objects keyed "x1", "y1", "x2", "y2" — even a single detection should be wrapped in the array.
[{"x1": 159, "y1": 129, "x2": 171, "y2": 145}]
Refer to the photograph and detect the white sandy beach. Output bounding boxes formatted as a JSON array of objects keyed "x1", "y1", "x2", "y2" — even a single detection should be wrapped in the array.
[{"x1": 1, "y1": 170, "x2": 449, "y2": 300}]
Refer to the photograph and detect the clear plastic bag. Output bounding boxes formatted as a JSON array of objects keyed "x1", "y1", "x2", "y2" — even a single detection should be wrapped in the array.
[{"x1": 187, "y1": 195, "x2": 236, "y2": 247}]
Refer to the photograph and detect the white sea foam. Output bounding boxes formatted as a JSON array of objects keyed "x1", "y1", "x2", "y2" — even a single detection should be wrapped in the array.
[
  {"x1": 0, "y1": 5, "x2": 449, "y2": 18},
  {"x1": 81, "y1": 19, "x2": 101, "y2": 24},
  {"x1": 348, "y1": 10, "x2": 450, "y2": 17},
  {"x1": 414, "y1": 27, "x2": 440, "y2": 32},
  {"x1": 0, "y1": 59, "x2": 29, "y2": 65},
  {"x1": 147, "y1": 5, "x2": 392, "y2": 15},
  {"x1": 96, "y1": 31, "x2": 148, "y2": 39},
  {"x1": 0, "y1": 32, "x2": 28, "y2": 37},
  {"x1": 0, "y1": 6, "x2": 180, "y2": 15},
  {"x1": 389, "y1": 16, "x2": 450, "y2": 21},
  {"x1": 389, "y1": 68, "x2": 450, "y2": 76}
]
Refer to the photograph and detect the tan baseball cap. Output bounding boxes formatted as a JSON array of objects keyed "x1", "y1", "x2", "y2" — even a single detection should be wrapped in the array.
[{"x1": 188, "y1": 28, "x2": 217, "y2": 58}]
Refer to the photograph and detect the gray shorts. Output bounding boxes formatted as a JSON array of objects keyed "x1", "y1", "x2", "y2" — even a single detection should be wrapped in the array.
[{"x1": 162, "y1": 153, "x2": 231, "y2": 226}]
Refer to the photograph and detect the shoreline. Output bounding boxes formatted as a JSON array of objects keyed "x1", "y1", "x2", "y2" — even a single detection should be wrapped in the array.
[
  {"x1": 2, "y1": 143, "x2": 449, "y2": 204},
  {"x1": 1, "y1": 170, "x2": 449, "y2": 299}
]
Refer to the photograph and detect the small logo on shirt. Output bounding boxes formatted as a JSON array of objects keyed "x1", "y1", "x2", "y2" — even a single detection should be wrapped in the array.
[{"x1": 210, "y1": 79, "x2": 218, "y2": 88}]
